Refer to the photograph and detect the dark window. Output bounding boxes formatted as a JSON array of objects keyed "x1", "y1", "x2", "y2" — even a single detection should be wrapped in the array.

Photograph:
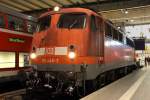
[
  {"x1": 0, "y1": 15, "x2": 5, "y2": 28},
  {"x1": 91, "y1": 15, "x2": 97, "y2": 32},
  {"x1": 38, "y1": 15, "x2": 51, "y2": 31},
  {"x1": 133, "y1": 38, "x2": 145, "y2": 50},
  {"x1": 58, "y1": 13, "x2": 86, "y2": 29},
  {"x1": 15, "y1": 18, "x2": 24, "y2": 32},
  {"x1": 8, "y1": 15, "x2": 24, "y2": 32},
  {"x1": 126, "y1": 38, "x2": 129, "y2": 46},
  {"x1": 113, "y1": 28, "x2": 118, "y2": 40},
  {"x1": 8, "y1": 16, "x2": 15, "y2": 30},
  {"x1": 118, "y1": 32, "x2": 123, "y2": 42},
  {"x1": 126, "y1": 37, "x2": 134, "y2": 48},
  {"x1": 105, "y1": 23, "x2": 112, "y2": 37},
  {"x1": 27, "y1": 21, "x2": 36, "y2": 33}
]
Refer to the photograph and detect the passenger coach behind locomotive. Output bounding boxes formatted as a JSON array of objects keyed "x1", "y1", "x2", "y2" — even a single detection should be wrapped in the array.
[{"x1": 30, "y1": 8, "x2": 136, "y2": 97}]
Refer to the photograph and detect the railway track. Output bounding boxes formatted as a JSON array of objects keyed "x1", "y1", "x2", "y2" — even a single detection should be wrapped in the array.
[{"x1": 0, "y1": 89, "x2": 25, "y2": 100}]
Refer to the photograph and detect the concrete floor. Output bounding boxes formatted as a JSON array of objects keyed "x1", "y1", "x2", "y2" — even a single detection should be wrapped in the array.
[{"x1": 81, "y1": 67, "x2": 149, "y2": 100}]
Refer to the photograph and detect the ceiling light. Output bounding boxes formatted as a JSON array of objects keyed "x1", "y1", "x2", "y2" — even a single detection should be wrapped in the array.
[
  {"x1": 117, "y1": 26, "x2": 121, "y2": 29},
  {"x1": 125, "y1": 10, "x2": 128, "y2": 14},
  {"x1": 54, "y1": 6, "x2": 60, "y2": 11},
  {"x1": 130, "y1": 20, "x2": 134, "y2": 22},
  {"x1": 121, "y1": 9, "x2": 128, "y2": 14}
]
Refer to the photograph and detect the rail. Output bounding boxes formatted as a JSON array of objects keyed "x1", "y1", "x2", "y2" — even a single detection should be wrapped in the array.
[{"x1": 0, "y1": 89, "x2": 26, "y2": 100}]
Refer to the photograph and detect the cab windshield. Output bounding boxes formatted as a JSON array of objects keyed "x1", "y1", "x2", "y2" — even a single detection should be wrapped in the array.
[
  {"x1": 37, "y1": 15, "x2": 51, "y2": 32},
  {"x1": 57, "y1": 13, "x2": 86, "y2": 29}
]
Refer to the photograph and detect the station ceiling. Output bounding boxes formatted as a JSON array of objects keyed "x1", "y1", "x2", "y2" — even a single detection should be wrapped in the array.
[
  {"x1": 0, "y1": 0, "x2": 100, "y2": 12},
  {"x1": 0, "y1": 0, "x2": 150, "y2": 25}
]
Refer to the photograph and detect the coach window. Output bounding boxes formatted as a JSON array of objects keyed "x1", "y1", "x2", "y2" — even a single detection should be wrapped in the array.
[
  {"x1": 58, "y1": 13, "x2": 86, "y2": 29},
  {"x1": 8, "y1": 15, "x2": 24, "y2": 32},
  {"x1": 14, "y1": 18, "x2": 24, "y2": 32},
  {"x1": 38, "y1": 15, "x2": 51, "y2": 32},
  {"x1": 19, "y1": 53, "x2": 29, "y2": 67},
  {"x1": 27, "y1": 21, "x2": 36, "y2": 33},
  {"x1": 8, "y1": 15, "x2": 15, "y2": 30},
  {"x1": 105, "y1": 23, "x2": 112, "y2": 37},
  {"x1": 0, "y1": 52, "x2": 15, "y2": 68},
  {"x1": 0, "y1": 15, "x2": 5, "y2": 28}
]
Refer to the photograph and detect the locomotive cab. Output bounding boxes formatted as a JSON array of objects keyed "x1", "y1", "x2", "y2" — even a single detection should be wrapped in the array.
[
  {"x1": 31, "y1": 10, "x2": 91, "y2": 65},
  {"x1": 30, "y1": 8, "x2": 95, "y2": 98}
]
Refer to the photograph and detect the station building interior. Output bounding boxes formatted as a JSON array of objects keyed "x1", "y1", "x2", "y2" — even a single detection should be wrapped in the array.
[{"x1": 0, "y1": 0, "x2": 150, "y2": 100}]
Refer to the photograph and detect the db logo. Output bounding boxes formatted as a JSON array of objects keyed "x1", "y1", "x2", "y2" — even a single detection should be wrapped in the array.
[{"x1": 46, "y1": 48, "x2": 54, "y2": 55}]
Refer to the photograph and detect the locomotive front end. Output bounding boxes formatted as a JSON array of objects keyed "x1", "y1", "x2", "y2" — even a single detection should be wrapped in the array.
[{"x1": 29, "y1": 9, "x2": 89, "y2": 98}]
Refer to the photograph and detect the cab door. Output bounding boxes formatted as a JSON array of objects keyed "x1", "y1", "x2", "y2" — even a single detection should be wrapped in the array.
[
  {"x1": 89, "y1": 15, "x2": 99, "y2": 56},
  {"x1": 95, "y1": 16, "x2": 104, "y2": 59},
  {"x1": 89, "y1": 15, "x2": 104, "y2": 58}
]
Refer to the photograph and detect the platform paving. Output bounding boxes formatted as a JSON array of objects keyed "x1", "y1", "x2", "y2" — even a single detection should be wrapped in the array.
[{"x1": 81, "y1": 67, "x2": 150, "y2": 100}]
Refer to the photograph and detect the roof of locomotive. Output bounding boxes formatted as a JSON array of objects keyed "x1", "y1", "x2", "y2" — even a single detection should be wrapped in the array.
[
  {"x1": 38, "y1": 8, "x2": 133, "y2": 42},
  {"x1": 39, "y1": 7, "x2": 102, "y2": 18}
]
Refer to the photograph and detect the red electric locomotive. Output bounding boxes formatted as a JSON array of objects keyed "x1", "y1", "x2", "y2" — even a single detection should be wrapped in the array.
[{"x1": 30, "y1": 8, "x2": 136, "y2": 98}]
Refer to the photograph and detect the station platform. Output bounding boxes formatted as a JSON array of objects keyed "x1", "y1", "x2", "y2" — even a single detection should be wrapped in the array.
[{"x1": 81, "y1": 67, "x2": 149, "y2": 100}]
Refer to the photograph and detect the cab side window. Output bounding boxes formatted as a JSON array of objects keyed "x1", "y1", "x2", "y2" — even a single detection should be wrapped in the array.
[
  {"x1": 91, "y1": 15, "x2": 97, "y2": 32},
  {"x1": 96, "y1": 16, "x2": 103, "y2": 33}
]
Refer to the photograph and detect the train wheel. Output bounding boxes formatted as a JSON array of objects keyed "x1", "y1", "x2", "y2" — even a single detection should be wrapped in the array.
[
  {"x1": 96, "y1": 73, "x2": 106, "y2": 89},
  {"x1": 106, "y1": 71, "x2": 115, "y2": 84}
]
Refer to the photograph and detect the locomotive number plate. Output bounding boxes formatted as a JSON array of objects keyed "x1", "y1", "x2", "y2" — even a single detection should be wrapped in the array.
[{"x1": 41, "y1": 57, "x2": 59, "y2": 63}]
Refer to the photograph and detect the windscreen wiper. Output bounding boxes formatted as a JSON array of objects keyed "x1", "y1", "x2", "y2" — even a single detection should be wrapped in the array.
[{"x1": 69, "y1": 19, "x2": 78, "y2": 29}]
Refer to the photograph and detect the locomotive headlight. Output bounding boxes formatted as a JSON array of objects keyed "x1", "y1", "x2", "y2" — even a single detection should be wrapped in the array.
[
  {"x1": 54, "y1": 6, "x2": 60, "y2": 11},
  {"x1": 68, "y1": 51, "x2": 76, "y2": 59},
  {"x1": 30, "y1": 53, "x2": 37, "y2": 59}
]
